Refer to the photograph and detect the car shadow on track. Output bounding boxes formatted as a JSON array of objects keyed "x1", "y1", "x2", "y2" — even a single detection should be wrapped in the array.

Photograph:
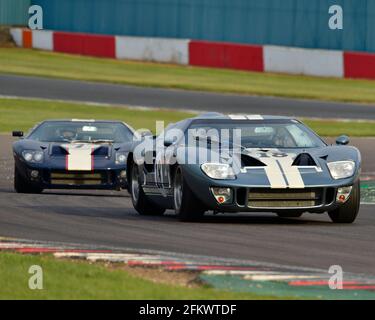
[
  {"x1": 164, "y1": 213, "x2": 333, "y2": 226},
  {"x1": 194, "y1": 214, "x2": 332, "y2": 225},
  {"x1": 43, "y1": 191, "x2": 129, "y2": 198},
  {"x1": 10, "y1": 201, "x2": 333, "y2": 225}
]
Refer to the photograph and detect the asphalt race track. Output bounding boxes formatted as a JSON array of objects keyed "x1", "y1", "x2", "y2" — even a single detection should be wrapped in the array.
[
  {"x1": 2, "y1": 74, "x2": 375, "y2": 120},
  {"x1": 0, "y1": 134, "x2": 374, "y2": 276}
]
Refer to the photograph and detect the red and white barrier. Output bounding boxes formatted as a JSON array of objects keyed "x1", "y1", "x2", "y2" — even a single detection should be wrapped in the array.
[
  {"x1": 116, "y1": 36, "x2": 189, "y2": 65},
  {"x1": 53, "y1": 32, "x2": 116, "y2": 58},
  {"x1": 32, "y1": 30, "x2": 53, "y2": 51},
  {"x1": 10, "y1": 28, "x2": 23, "y2": 47},
  {"x1": 264, "y1": 46, "x2": 344, "y2": 78},
  {"x1": 10, "y1": 28, "x2": 375, "y2": 80},
  {"x1": 189, "y1": 41, "x2": 263, "y2": 72}
]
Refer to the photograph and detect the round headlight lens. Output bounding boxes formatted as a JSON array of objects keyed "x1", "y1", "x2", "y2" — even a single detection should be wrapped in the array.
[
  {"x1": 116, "y1": 152, "x2": 128, "y2": 164},
  {"x1": 33, "y1": 152, "x2": 43, "y2": 162},
  {"x1": 201, "y1": 163, "x2": 236, "y2": 180},
  {"x1": 22, "y1": 150, "x2": 43, "y2": 163},
  {"x1": 23, "y1": 152, "x2": 33, "y2": 162}
]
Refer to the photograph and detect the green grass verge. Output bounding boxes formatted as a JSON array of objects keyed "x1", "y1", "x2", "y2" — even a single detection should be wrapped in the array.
[
  {"x1": 0, "y1": 98, "x2": 193, "y2": 134},
  {"x1": 302, "y1": 119, "x2": 375, "y2": 137},
  {"x1": 0, "y1": 253, "x2": 278, "y2": 299},
  {"x1": 1, "y1": 48, "x2": 375, "y2": 104},
  {"x1": 0, "y1": 97, "x2": 374, "y2": 137}
]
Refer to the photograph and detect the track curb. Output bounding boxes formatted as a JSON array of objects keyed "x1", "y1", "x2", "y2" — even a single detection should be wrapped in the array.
[{"x1": 1, "y1": 237, "x2": 375, "y2": 299}]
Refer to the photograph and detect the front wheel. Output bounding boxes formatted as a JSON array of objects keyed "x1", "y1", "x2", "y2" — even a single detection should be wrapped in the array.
[
  {"x1": 328, "y1": 181, "x2": 360, "y2": 224},
  {"x1": 173, "y1": 166, "x2": 205, "y2": 222},
  {"x1": 130, "y1": 163, "x2": 165, "y2": 216},
  {"x1": 14, "y1": 166, "x2": 43, "y2": 194}
]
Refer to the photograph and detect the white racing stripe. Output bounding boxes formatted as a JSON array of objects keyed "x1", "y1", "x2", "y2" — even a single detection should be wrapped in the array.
[
  {"x1": 246, "y1": 115, "x2": 263, "y2": 120},
  {"x1": 277, "y1": 154, "x2": 305, "y2": 189},
  {"x1": 229, "y1": 114, "x2": 264, "y2": 120},
  {"x1": 229, "y1": 115, "x2": 247, "y2": 120},
  {"x1": 63, "y1": 144, "x2": 96, "y2": 171},
  {"x1": 245, "y1": 149, "x2": 305, "y2": 189},
  {"x1": 263, "y1": 159, "x2": 288, "y2": 188}
]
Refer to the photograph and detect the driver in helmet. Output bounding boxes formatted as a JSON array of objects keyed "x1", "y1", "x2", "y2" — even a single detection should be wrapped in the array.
[{"x1": 58, "y1": 128, "x2": 77, "y2": 141}]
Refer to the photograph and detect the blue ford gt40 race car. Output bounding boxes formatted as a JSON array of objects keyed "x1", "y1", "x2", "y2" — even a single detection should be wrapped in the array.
[
  {"x1": 128, "y1": 114, "x2": 361, "y2": 223},
  {"x1": 13, "y1": 119, "x2": 135, "y2": 193}
]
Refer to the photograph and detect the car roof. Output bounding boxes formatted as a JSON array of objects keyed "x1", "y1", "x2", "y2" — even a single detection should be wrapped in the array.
[
  {"x1": 40, "y1": 119, "x2": 124, "y2": 123},
  {"x1": 192, "y1": 113, "x2": 295, "y2": 121},
  {"x1": 30, "y1": 119, "x2": 136, "y2": 134}
]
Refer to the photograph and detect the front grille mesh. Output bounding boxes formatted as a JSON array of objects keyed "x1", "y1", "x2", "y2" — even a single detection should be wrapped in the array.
[
  {"x1": 247, "y1": 188, "x2": 323, "y2": 208},
  {"x1": 50, "y1": 172, "x2": 105, "y2": 185}
]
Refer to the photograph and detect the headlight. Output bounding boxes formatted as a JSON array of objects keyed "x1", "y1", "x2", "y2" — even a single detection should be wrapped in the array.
[
  {"x1": 22, "y1": 150, "x2": 44, "y2": 163},
  {"x1": 116, "y1": 152, "x2": 128, "y2": 164},
  {"x1": 201, "y1": 163, "x2": 236, "y2": 180},
  {"x1": 327, "y1": 161, "x2": 355, "y2": 180}
]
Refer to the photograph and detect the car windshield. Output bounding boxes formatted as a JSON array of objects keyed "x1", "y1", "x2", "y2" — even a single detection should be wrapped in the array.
[
  {"x1": 27, "y1": 121, "x2": 134, "y2": 143},
  {"x1": 187, "y1": 119, "x2": 326, "y2": 149}
]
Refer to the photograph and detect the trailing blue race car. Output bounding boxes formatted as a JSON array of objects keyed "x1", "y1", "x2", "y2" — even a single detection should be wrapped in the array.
[
  {"x1": 127, "y1": 113, "x2": 361, "y2": 223},
  {"x1": 12, "y1": 120, "x2": 135, "y2": 193}
]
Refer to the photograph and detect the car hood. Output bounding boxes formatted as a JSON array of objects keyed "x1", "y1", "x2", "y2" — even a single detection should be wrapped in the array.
[{"x1": 179, "y1": 145, "x2": 361, "y2": 188}]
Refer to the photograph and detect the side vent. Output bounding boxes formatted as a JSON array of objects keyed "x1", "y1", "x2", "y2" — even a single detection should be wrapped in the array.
[{"x1": 292, "y1": 153, "x2": 317, "y2": 166}]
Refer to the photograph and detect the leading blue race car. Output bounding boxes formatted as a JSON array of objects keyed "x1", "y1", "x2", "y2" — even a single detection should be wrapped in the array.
[
  {"x1": 127, "y1": 113, "x2": 361, "y2": 223},
  {"x1": 12, "y1": 119, "x2": 135, "y2": 193}
]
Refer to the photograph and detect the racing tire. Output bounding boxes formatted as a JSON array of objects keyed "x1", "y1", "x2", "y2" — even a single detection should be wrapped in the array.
[
  {"x1": 130, "y1": 163, "x2": 166, "y2": 216},
  {"x1": 328, "y1": 181, "x2": 360, "y2": 224},
  {"x1": 14, "y1": 166, "x2": 43, "y2": 194},
  {"x1": 276, "y1": 212, "x2": 303, "y2": 218},
  {"x1": 173, "y1": 166, "x2": 206, "y2": 222}
]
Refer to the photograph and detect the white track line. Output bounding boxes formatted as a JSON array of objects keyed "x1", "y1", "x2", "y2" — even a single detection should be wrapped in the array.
[{"x1": 0, "y1": 94, "x2": 200, "y2": 115}]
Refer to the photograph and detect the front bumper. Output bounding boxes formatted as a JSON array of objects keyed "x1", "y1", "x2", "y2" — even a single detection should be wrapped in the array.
[
  {"x1": 204, "y1": 186, "x2": 339, "y2": 213},
  {"x1": 16, "y1": 161, "x2": 128, "y2": 190},
  {"x1": 182, "y1": 167, "x2": 358, "y2": 213}
]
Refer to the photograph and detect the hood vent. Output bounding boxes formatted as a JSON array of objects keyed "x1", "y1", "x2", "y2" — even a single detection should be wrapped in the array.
[
  {"x1": 241, "y1": 154, "x2": 266, "y2": 167},
  {"x1": 292, "y1": 153, "x2": 317, "y2": 166},
  {"x1": 51, "y1": 146, "x2": 69, "y2": 156},
  {"x1": 92, "y1": 146, "x2": 109, "y2": 156}
]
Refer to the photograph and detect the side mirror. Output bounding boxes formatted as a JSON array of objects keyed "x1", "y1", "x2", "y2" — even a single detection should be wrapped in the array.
[
  {"x1": 140, "y1": 130, "x2": 152, "y2": 138},
  {"x1": 336, "y1": 135, "x2": 349, "y2": 146},
  {"x1": 164, "y1": 138, "x2": 174, "y2": 147},
  {"x1": 12, "y1": 131, "x2": 24, "y2": 137}
]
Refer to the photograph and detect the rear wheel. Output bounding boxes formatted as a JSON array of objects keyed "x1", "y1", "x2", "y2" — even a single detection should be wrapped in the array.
[
  {"x1": 14, "y1": 166, "x2": 43, "y2": 194},
  {"x1": 276, "y1": 212, "x2": 303, "y2": 218},
  {"x1": 173, "y1": 166, "x2": 205, "y2": 222},
  {"x1": 328, "y1": 181, "x2": 360, "y2": 224},
  {"x1": 130, "y1": 163, "x2": 165, "y2": 216}
]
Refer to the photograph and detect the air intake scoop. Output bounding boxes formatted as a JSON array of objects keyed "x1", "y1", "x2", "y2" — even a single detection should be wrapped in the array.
[{"x1": 292, "y1": 153, "x2": 317, "y2": 166}]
